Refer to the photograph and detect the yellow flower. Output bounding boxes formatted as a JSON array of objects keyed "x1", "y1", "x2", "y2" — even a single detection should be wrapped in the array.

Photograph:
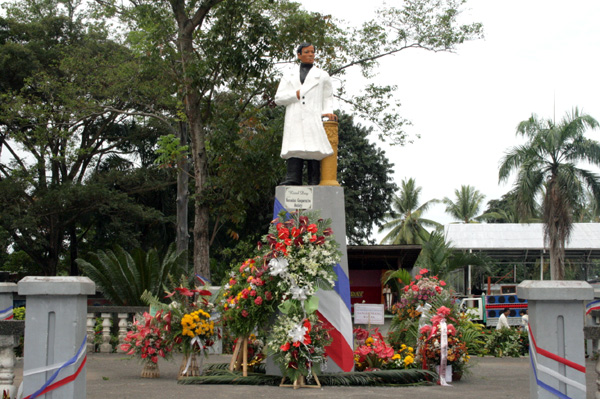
[
  {"x1": 408, "y1": 347, "x2": 413, "y2": 352},
  {"x1": 365, "y1": 337, "x2": 374, "y2": 345},
  {"x1": 404, "y1": 355, "x2": 414, "y2": 365},
  {"x1": 391, "y1": 354, "x2": 401, "y2": 360}
]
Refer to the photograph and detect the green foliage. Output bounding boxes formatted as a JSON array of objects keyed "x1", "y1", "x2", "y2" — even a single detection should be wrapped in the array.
[
  {"x1": 337, "y1": 112, "x2": 398, "y2": 244},
  {"x1": 499, "y1": 108, "x2": 600, "y2": 279},
  {"x1": 12, "y1": 306, "x2": 25, "y2": 320},
  {"x1": 482, "y1": 328, "x2": 529, "y2": 357},
  {"x1": 379, "y1": 178, "x2": 440, "y2": 245},
  {"x1": 415, "y1": 230, "x2": 491, "y2": 278},
  {"x1": 154, "y1": 134, "x2": 189, "y2": 169},
  {"x1": 77, "y1": 243, "x2": 188, "y2": 306},
  {"x1": 442, "y1": 185, "x2": 487, "y2": 223}
]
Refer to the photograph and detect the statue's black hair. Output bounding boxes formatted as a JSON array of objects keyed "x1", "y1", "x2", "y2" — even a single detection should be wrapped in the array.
[{"x1": 297, "y1": 42, "x2": 314, "y2": 54}]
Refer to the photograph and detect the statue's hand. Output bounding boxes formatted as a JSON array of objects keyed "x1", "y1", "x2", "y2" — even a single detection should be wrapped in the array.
[{"x1": 322, "y1": 113, "x2": 337, "y2": 121}]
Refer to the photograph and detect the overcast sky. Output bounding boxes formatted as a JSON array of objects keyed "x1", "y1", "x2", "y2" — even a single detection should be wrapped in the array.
[{"x1": 298, "y1": 0, "x2": 600, "y2": 233}]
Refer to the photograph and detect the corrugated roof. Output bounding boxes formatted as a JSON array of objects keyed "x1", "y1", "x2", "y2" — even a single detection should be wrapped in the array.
[
  {"x1": 444, "y1": 223, "x2": 600, "y2": 263},
  {"x1": 445, "y1": 223, "x2": 600, "y2": 250}
]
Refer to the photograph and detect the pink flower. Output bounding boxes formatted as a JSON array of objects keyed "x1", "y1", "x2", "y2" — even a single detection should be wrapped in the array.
[
  {"x1": 415, "y1": 275, "x2": 422, "y2": 280},
  {"x1": 419, "y1": 325, "x2": 432, "y2": 335},
  {"x1": 357, "y1": 345, "x2": 371, "y2": 356},
  {"x1": 419, "y1": 268, "x2": 429, "y2": 275},
  {"x1": 254, "y1": 296, "x2": 263, "y2": 305},
  {"x1": 447, "y1": 324, "x2": 456, "y2": 336},
  {"x1": 354, "y1": 328, "x2": 368, "y2": 341},
  {"x1": 250, "y1": 290, "x2": 257, "y2": 297},
  {"x1": 412, "y1": 285, "x2": 419, "y2": 292},
  {"x1": 241, "y1": 310, "x2": 249, "y2": 317},
  {"x1": 440, "y1": 280, "x2": 446, "y2": 286},
  {"x1": 437, "y1": 306, "x2": 451, "y2": 317}
]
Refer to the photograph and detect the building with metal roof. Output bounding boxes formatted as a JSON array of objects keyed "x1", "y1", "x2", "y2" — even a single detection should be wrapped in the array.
[{"x1": 444, "y1": 223, "x2": 600, "y2": 265}]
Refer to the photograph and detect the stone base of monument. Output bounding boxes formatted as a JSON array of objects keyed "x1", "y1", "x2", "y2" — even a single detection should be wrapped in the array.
[{"x1": 265, "y1": 186, "x2": 353, "y2": 376}]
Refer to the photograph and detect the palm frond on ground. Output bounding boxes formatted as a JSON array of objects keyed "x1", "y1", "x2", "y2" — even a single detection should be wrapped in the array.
[{"x1": 179, "y1": 365, "x2": 435, "y2": 386}]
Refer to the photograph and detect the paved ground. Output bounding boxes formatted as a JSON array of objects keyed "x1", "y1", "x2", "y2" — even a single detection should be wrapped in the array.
[{"x1": 13, "y1": 354, "x2": 600, "y2": 398}]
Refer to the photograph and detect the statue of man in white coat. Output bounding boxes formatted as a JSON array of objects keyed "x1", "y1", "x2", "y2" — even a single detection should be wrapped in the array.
[{"x1": 275, "y1": 43, "x2": 337, "y2": 186}]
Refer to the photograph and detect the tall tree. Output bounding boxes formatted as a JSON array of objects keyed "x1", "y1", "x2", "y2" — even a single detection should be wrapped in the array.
[
  {"x1": 442, "y1": 185, "x2": 486, "y2": 223},
  {"x1": 0, "y1": 1, "x2": 172, "y2": 275},
  {"x1": 93, "y1": 0, "x2": 483, "y2": 280},
  {"x1": 499, "y1": 108, "x2": 600, "y2": 280},
  {"x1": 337, "y1": 113, "x2": 398, "y2": 244},
  {"x1": 379, "y1": 178, "x2": 440, "y2": 245}
]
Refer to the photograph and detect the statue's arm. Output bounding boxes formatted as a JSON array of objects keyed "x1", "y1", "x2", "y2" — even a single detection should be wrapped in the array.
[
  {"x1": 321, "y1": 72, "x2": 335, "y2": 120},
  {"x1": 274, "y1": 75, "x2": 299, "y2": 106}
]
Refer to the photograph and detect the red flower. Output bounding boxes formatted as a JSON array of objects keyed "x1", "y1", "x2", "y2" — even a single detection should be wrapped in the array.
[
  {"x1": 254, "y1": 296, "x2": 263, "y2": 305},
  {"x1": 241, "y1": 289, "x2": 249, "y2": 299},
  {"x1": 414, "y1": 275, "x2": 422, "y2": 280},
  {"x1": 241, "y1": 310, "x2": 249, "y2": 317},
  {"x1": 250, "y1": 290, "x2": 257, "y2": 297},
  {"x1": 280, "y1": 342, "x2": 290, "y2": 351},
  {"x1": 229, "y1": 278, "x2": 236, "y2": 286},
  {"x1": 293, "y1": 341, "x2": 301, "y2": 347},
  {"x1": 291, "y1": 227, "x2": 301, "y2": 237},
  {"x1": 322, "y1": 227, "x2": 333, "y2": 236},
  {"x1": 265, "y1": 291, "x2": 272, "y2": 301},
  {"x1": 419, "y1": 268, "x2": 429, "y2": 275},
  {"x1": 440, "y1": 280, "x2": 446, "y2": 286},
  {"x1": 309, "y1": 235, "x2": 317, "y2": 242},
  {"x1": 354, "y1": 327, "x2": 368, "y2": 341},
  {"x1": 307, "y1": 224, "x2": 318, "y2": 233}
]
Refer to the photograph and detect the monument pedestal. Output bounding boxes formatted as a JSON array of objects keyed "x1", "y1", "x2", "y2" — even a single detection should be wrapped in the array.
[{"x1": 271, "y1": 185, "x2": 354, "y2": 374}]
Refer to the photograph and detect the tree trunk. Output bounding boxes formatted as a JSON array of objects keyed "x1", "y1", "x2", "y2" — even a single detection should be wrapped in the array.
[
  {"x1": 178, "y1": 31, "x2": 211, "y2": 280},
  {"x1": 176, "y1": 122, "x2": 190, "y2": 258}
]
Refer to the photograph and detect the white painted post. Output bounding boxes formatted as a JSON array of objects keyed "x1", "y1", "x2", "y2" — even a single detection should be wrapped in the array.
[
  {"x1": 86, "y1": 313, "x2": 96, "y2": 353},
  {"x1": 100, "y1": 313, "x2": 112, "y2": 353},
  {"x1": 518, "y1": 280, "x2": 593, "y2": 399},
  {"x1": 117, "y1": 313, "x2": 128, "y2": 353},
  {"x1": 18, "y1": 276, "x2": 95, "y2": 399},
  {"x1": 0, "y1": 283, "x2": 17, "y2": 398}
]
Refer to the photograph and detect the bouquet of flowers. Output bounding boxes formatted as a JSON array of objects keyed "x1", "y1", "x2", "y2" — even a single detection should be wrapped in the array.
[
  {"x1": 121, "y1": 311, "x2": 173, "y2": 364},
  {"x1": 219, "y1": 256, "x2": 279, "y2": 338},
  {"x1": 417, "y1": 306, "x2": 470, "y2": 375},
  {"x1": 263, "y1": 214, "x2": 339, "y2": 301},
  {"x1": 353, "y1": 327, "x2": 417, "y2": 371},
  {"x1": 266, "y1": 312, "x2": 331, "y2": 382},
  {"x1": 388, "y1": 269, "x2": 448, "y2": 349}
]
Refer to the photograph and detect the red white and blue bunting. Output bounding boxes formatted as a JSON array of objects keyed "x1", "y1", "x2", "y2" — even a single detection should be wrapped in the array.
[
  {"x1": 527, "y1": 324, "x2": 586, "y2": 399},
  {"x1": 0, "y1": 305, "x2": 13, "y2": 321},
  {"x1": 20, "y1": 335, "x2": 87, "y2": 399}
]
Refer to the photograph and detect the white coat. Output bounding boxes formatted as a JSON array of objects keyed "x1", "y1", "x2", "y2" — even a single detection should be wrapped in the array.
[{"x1": 275, "y1": 65, "x2": 334, "y2": 160}]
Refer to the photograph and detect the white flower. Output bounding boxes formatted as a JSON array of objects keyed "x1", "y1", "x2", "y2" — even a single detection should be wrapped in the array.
[
  {"x1": 288, "y1": 322, "x2": 307, "y2": 343},
  {"x1": 290, "y1": 285, "x2": 307, "y2": 301},
  {"x1": 224, "y1": 284, "x2": 230, "y2": 290},
  {"x1": 269, "y1": 257, "x2": 289, "y2": 276}
]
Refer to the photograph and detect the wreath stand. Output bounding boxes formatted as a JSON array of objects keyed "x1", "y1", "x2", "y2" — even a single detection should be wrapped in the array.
[
  {"x1": 279, "y1": 374, "x2": 321, "y2": 389},
  {"x1": 229, "y1": 336, "x2": 249, "y2": 376}
]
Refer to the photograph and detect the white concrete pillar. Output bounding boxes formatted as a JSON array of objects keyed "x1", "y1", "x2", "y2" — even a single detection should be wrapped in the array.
[
  {"x1": 19, "y1": 276, "x2": 95, "y2": 399},
  {"x1": 0, "y1": 283, "x2": 17, "y2": 398},
  {"x1": 518, "y1": 280, "x2": 593, "y2": 399}
]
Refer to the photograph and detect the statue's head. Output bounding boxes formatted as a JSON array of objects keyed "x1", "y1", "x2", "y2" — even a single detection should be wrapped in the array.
[{"x1": 297, "y1": 42, "x2": 315, "y2": 64}]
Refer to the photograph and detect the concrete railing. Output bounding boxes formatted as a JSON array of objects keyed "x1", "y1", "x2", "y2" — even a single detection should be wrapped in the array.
[{"x1": 86, "y1": 306, "x2": 148, "y2": 353}]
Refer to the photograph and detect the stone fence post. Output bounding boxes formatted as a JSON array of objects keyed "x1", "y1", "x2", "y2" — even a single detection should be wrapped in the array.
[
  {"x1": 517, "y1": 280, "x2": 593, "y2": 399},
  {"x1": 0, "y1": 283, "x2": 18, "y2": 398},
  {"x1": 18, "y1": 276, "x2": 95, "y2": 399}
]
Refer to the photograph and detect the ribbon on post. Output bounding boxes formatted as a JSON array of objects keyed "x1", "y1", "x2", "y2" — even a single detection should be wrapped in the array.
[
  {"x1": 182, "y1": 336, "x2": 202, "y2": 375},
  {"x1": 526, "y1": 324, "x2": 586, "y2": 398},
  {"x1": 0, "y1": 305, "x2": 13, "y2": 320},
  {"x1": 21, "y1": 336, "x2": 87, "y2": 399},
  {"x1": 438, "y1": 319, "x2": 451, "y2": 386}
]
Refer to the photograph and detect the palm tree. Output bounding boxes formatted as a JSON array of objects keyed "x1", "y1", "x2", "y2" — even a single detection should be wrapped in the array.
[
  {"x1": 379, "y1": 178, "x2": 440, "y2": 245},
  {"x1": 77, "y1": 243, "x2": 188, "y2": 305},
  {"x1": 482, "y1": 190, "x2": 541, "y2": 223},
  {"x1": 499, "y1": 108, "x2": 600, "y2": 280},
  {"x1": 442, "y1": 185, "x2": 486, "y2": 223}
]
